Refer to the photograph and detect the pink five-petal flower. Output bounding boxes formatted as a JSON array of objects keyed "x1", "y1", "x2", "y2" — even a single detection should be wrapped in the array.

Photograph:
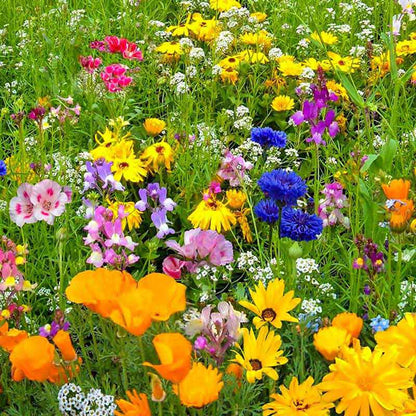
[
  {"x1": 162, "y1": 256, "x2": 186, "y2": 279},
  {"x1": 30, "y1": 179, "x2": 69, "y2": 225},
  {"x1": 9, "y1": 183, "x2": 37, "y2": 227}
]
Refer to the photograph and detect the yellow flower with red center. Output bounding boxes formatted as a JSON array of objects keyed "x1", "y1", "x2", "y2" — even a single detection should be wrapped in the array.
[
  {"x1": 210, "y1": 0, "x2": 241, "y2": 11},
  {"x1": 233, "y1": 326, "x2": 287, "y2": 383},
  {"x1": 188, "y1": 14, "x2": 220, "y2": 42},
  {"x1": 327, "y1": 52, "x2": 360, "y2": 73},
  {"x1": 167, "y1": 14, "x2": 193, "y2": 37},
  {"x1": 143, "y1": 118, "x2": 166, "y2": 136},
  {"x1": 155, "y1": 41, "x2": 184, "y2": 62},
  {"x1": 108, "y1": 201, "x2": 142, "y2": 230},
  {"x1": 188, "y1": 194, "x2": 237, "y2": 233},
  {"x1": 111, "y1": 141, "x2": 147, "y2": 183},
  {"x1": 173, "y1": 362, "x2": 224, "y2": 407},
  {"x1": 140, "y1": 141, "x2": 174, "y2": 173},
  {"x1": 396, "y1": 40, "x2": 416, "y2": 57},
  {"x1": 220, "y1": 68, "x2": 239, "y2": 85},
  {"x1": 218, "y1": 55, "x2": 241, "y2": 70},
  {"x1": 271, "y1": 95, "x2": 295, "y2": 112},
  {"x1": 239, "y1": 279, "x2": 300, "y2": 330}
]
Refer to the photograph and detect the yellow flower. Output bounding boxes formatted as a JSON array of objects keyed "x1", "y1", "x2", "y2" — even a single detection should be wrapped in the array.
[
  {"x1": 233, "y1": 326, "x2": 287, "y2": 383},
  {"x1": 263, "y1": 376, "x2": 334, "y2": 416},
  {"x1": 108, "y1": 201, "x2": 142, "y2": 231},
  {"x1": 140, "y1": 141, "x2": 174, "y2": 173},
  {"x1": 235, "y1": 209, "x2": 253, "y2": 243},
  {"x1": 250, "y1": 12, "x2": 267, "y2": 22},
  {"x1": 332, "y1": 312, "x2": 363, "y2": 339},
  {"x1": 271, "y1": 95, "x2": 295, "y2": 112},
  {"x1": 239, "y1": 279, "x2": 300, "y2": 330},
  {"x1": 226, "y1": 189, "x2": 247, "y2": 210},
  {"x1": 396, "y1": 40, "x2": 416, "y2": 57},
  {"x1": 303, "y1": 58, "x2": 331, "y2": 71},
  {"x1": 167, "y1": 14, "x2": 193, "y2": 37},
  {"x1": 111, "y1": 141, "x2": 147, "y2": 183},
  {"x1": 143, "y1": 118, "x2": 166, "y2": 137},
  {"x1": 320, "y1": 343, "x2": 413, "y2": 416},
  {"x1": 173, "y1": 362, "x2": 224, "y2": 407},
  {"x1": 210, "y1": 0, "x2": 241, "y2": 12},
  {"x1": 240, "y1": 30, "x2": 272, "y2": 50},
  {"x1": 311, "y1": 31, "x2": 338, "y2": 45},
  {"x1": 239, "y1": 49, "x2": 269, "y2": 64},
  {"x1": 188, "y1": 15, "x2": 220, "y2": 42},
  {"x1": 218, "y1": 55, "x2": 241, "y2": 70},
  {"x1": 326, "y1": 80, "x2": 348, "y2": 100},
  {"x1": 313, "y1": 326, "x2": 351, "y2": 361},
  {"x1": 327, "y1": 52, "x2": 360, "y2": 73},
  {"x1": 155, "y1": 41, "x2": 183, "y2": 62},
  {"x1": 375, "y1": 313, "x2": 416, "y2": 373},
  {"x1": 278, "y1": 59, "x2": 304, "y2": 77},
  {"x1": 220, "y1": 68, "x2": 239, "y2": 85},
  {"x1": 188, "y1": 196, "x2": 236, "y2": 233}
]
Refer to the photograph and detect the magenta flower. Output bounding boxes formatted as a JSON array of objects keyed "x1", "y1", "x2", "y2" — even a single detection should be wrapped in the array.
[
  {"x1": 217, "y1": 149, "x2": 253, "y2": 187},
  {"x1": 79, "y1": 55, "x2": 102, "y2": 73}
]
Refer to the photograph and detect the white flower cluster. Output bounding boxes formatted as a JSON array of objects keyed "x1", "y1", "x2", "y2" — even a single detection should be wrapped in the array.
[
  {"x1": 58, "y1": 383, "x2": 116, "y2": 416},
  {"x1": 0, "y1": 200, "x2": 7, "y2": 211},
  {"x1": 50, "y1": 152, "x2": 87, "y2": 192},
  {"x1": 268, "y1": 47, "x2": 283, "y2": 60},
  {"x1": 170, "y1": 71, "x2": 189, "y2": 95},
  {"x1": 215, "y1": 31, "x2": 235, "y2": 54},
  {"x1": 191, "y1": 123, "x2": 225, "y2": 154},
  {"x1": 398, "y1": 280, "x2": 416, "y2": 312},
  {"x1": 327, "y1": 23, "x2": 352, "y2": 34},
  {"x1": 189, "y1": 47, "x2": 205, "y2": 63},
  {"x1": 219, "y1": 7, "x2": 251, "y2": 30},
  {"x1": 296, "y1": 258, "x2": 319, "y2": 275},
  {"x1": 236, "y1": 252, "x2": 283, "y2": 283},
  {"x1": 301, "y1": 298, "x2": 322, "y2": 315},
  {"x1": 234, "y1": 138, "x2": 263, "y2": 162}
]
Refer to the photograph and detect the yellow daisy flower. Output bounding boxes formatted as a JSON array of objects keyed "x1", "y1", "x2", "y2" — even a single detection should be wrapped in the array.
[
  {"x1": 271, "y1": 95, "x2": 295, "y2": 112},
  {"x1": 140, "y1": 141, "x2": 174, "y2": 173}
]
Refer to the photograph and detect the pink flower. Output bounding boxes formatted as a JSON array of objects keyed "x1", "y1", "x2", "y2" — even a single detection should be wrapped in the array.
[
  {"x1": 79, "y1": 55, "x2": 102, "y2": 73},
  {"x1": 217, "y1": 150, "x2": 253, "y2": 187},
  {"x1": 30, "y1": 179, "x2": 69, "y2": 225},
  {"x1": 9, "y1": 184, "x2": 37, "y2": 227},
  {"x1": 162, "y1": 256, "x2": 187, "y2": 279}
]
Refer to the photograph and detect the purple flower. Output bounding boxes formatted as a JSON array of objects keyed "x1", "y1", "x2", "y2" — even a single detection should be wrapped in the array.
[
  {"x1": 135, "y1": 183, "x2": 176, "y2": 212},
  {"x1": 151, "y1": 209, "x2": 175, "y2": 239},
  {"x1": 84, "y1": 159, "x2": 124, "y2": 194}
]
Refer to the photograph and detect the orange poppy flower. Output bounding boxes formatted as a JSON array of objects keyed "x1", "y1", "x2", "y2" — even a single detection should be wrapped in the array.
[
  {"x1": 0, "y1": 321, "x2": 28, "y2": 353},
  {"x1": 137, "y1": 273, "x2": 186, "y2": 321},
  {"x1": 390, "y1": 200, "x2": 415, "y2": 230},
  {"x1": 109, "y1": 289, "x2": 153, "y2": 336},
  {"x1": 115, "y1": 390, "x2": 151, "y2": 416},
  {"x1": 10, "y1": 336, "x2": 56, "y2": 382},
  {"x1": 332, "y1": 312, "x2": 363, "y2": 339},
  {"x1": 382, "y1": 179, "x2": 411, "y2": 200},
  {"x1": 143, "y1": 333, "x2": 192, "y2": 383},
  {"x1": 173, "y1": 362, "x2": 224, "y2": 408},
  {"x1": 65, "y1": 268, "x2": 138, "y2": 318},
  {"x1": 150, "y1": 373, "x2": 166, "y2": 402},
  {"x1": 52, "y1": 330, "x2": 77, "y2": 362}
]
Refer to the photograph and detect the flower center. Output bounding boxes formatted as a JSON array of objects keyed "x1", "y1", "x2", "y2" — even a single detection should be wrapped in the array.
[
  {"x1": 293, "y1": 400, "x2": 310, "y2": 410},
  {"x1": 249, "y1": 359, "x2": 262, "y2": 371},
  {"x1": 42, "y1": 201, "x2": 52, "y2": 210},
  {"x1": 155, "y1": 146, "x2": 164, "y2": 154},
  {"x1": 261, "y1": 308, "x2": 277, "y2": 321},
  {"x1": 357, "y1": 376, "x2": 373, "y2": 391},
  {"x1": 119, "y1": 162, "x2": 129, "y2": 168}
]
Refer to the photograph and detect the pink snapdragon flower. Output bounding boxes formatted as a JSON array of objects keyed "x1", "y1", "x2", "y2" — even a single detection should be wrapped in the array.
[
  {"x1": 162, "y1": 228, "x2": 233, "y2": 279},
  {"x1": 318, "y1": 182, "x2": 349, "y2": 228},
  {"x1": 79, "y1": 55, "x2": 102, "y2": 73},
  {"x1": 104, "y1": 36, "x2": 143, "y2": 61},
  {"x1": 217, "y1": 149, "x2": 253, "y2": 187},
  {"x1": 100, "y1": 64, "x2": 132, "y2": 92}
]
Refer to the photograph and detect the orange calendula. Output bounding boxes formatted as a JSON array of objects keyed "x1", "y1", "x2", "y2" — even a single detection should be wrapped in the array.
[
  {"x1": 115, "y1": 390, "x2": 151, "y2": 416},
  {"x1": 332, "y1": 312, "x2": 363, "y2": 339}
]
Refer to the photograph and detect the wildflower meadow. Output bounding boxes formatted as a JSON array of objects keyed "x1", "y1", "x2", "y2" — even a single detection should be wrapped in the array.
[{"x1": 1, "y1": 0, "x2": 416, "y2": 414}]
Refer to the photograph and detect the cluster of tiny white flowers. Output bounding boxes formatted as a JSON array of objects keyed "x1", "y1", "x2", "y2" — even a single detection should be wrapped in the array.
[
  {"x1": 296, "y1": 24, "x2": 310, "y2": 35},
  {"x1": 355, "y1": 20, "x2": 376, "y2": 42},
  {"x1": 373, "y1": 135, "x2": 386, "y2": 148},
  {"x1": 58, "y1": 384, "x2": 116, "y2": 416},
  {"x1": 349, "y1": 45, "x2": 366, "y2": 57},
  {"x1": 301, "y1": 298, "x2": 322, "y2": 315},
  {"x1": 179, "y1": 37, "x2": 194, "y2": 48},
  {"x1": 0, "y1": 200, "x2": 7, "y2": 211},
  {"x1": 50, "y1": 152, "x2": 85, "y2": 192},
  {"x1": 327, "y1": 157, "x2": 338, "y2": 165},
  {"x1": 296, "y1": 258, "x2": 319, "y2": 275},
  {"x1": 236, "y1": 251, "x2": 259, "y2": 269},
  {"x1": 300, "y1": 67, "x2": 315, "y2": 79},
  {"x1": 297, "y1": 38, "x2": 310, "y2": 50},
  {"x1": 186, "y1": 65, "x2": 197, "y2": 79},
  {"x1": 24, "y1": 136, "x2": 38, "y2": 152},
  {"x1": 268, "y1": 47, "x2": 283, "y2": 60},
  {"x1": 148, "y1": 20, "x2": 166, "y2": 28},
  {"x1": 155, "y1": 30, "x2": 171, "y2": 39},
  {"x1": 219, "y1": 7, "x2": 251, "y2": 30},
  {"x1": 170, "y1": 72, "x2": 189, "y2": 95},
  {"x1": 235, "y1": 138, "x2": 263, "y2": 162},
  {"x1": 195, "y1": 265, "x2": 219, "y2": 282},
  {"x1": 189, "y1": 47, "x2": 205, "y2": 63},
  {"x1": 215, "y1": 31, "x2": 235, "y2": 54},
  {"x1": 398, "y1": 279, "x2": 416, "y2": 312},
  {"x1": 327, "y1": 24, "x2": 351, "y2": 34}
]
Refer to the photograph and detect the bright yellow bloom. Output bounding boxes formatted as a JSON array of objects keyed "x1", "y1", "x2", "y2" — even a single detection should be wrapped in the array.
[
  {"x1": 263, "y1": 376, "x2": 333, "y2": 416},
  {"x1": 218, "y1": 55, "x2": 241, "y2": 70},
  {"x1": 311, "y1": 31, "x2": 338, "y2": 45},
  {"x1": 239, "y1": 279, "x2": 300, "y2": 330},
  {"x1": 332, "y1": 312, "x2": 363, "y2": 339},
  {"x1": 210, "y1": 0, "x2": 241, "y2": 12},
  {"x1": 188, "y1": 196, "x2": 236, "y2": 233},
  {"x1": 220, "y1": 68, "x2": 239, "y2": 84},
  {"x1": 188, "y1": 14, "x2": 220, "y2": 42},
  {"x1": 250, "y1": 12, "x2": 267, "y2": 22},
  {"x1": 155, "y1": 41, "x2": 183, "y2": 62},
  {"x1": 271, "y1": 95, "x2": 295, "y2": 112},
  {"x1": 235, "y1": 209, "x2": 253, "y2": 243},
  {"x1": 239, "y1": 49, "x2": 269, "y2": 64},
  {"x1": 313, "y1": 326, "x2": 351, "y2": 361},
  {"x1": 375, "y1": 313, "x2": 416, "y2": 373},
  {"x1": 143, "y1": 118, "x2": 166, "y2": 137},
  {"x1": 320, "y1": 343, "x2": 413, "y2": 416},
  {"x1": 240, "y1": 30, "x2": 273, "y2": 50},
  {"x1": 278, "y1": 59, "x2": 304, "y2": 77},
  {"x1": 140, "y1": 141, "x2": 174, "y2": 173},
  {"x1": 226, "y1": 189, "x2": 247, "y2": 210},
  {"x1": 326, "y1": 80, "x2": 348, "y2": 100},
  {"x1": 111, "y1": 141, "x2": 147, "y2": 183},
  {"x1": 173, "y1": 362, "x2": 224, "y2": 407},
  {"x1": 303, "y1": 58, "x2": 331, "y2": 71},
  {"x1": 396, "y1": 40, "x2": 416, "y2": 57},
  {"x1": 167, "y1": 15, "x2": 193, "y2": 37},
  {"x1": 327, "y1": 52, "x2": 360, "y2": 73},
  {"x1": 108, "y1": 201, "x2": 142, "y2": 230},
  {"x1": 233, "y1": 326, "x2": 287, "y2": 383}
]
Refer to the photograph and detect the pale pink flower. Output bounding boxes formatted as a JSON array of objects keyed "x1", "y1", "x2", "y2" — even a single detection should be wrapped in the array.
[{"x1": 9, "y1": 183, "x2": 37, "y2": 227}]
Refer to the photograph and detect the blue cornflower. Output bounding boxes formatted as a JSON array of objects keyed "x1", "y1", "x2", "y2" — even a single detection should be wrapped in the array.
[
  {"x1": 0, "y1": 160, "x2": 6, "y2": 177},
  {"x1": 280, "y1": 207, "x2": 323, "y2": 241},
  {"x1": 370, "y1": 315, "x2": 389, "y2": 332},
  {"x1": 254, "y1": 199, "x2": 280, "y2": 223},
  {"x1": 251, "y1": 127, "x2": 287, "y2": 148},
  {"x1": 258, "y1": 169, "x2": 307, "y2": 206}
]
